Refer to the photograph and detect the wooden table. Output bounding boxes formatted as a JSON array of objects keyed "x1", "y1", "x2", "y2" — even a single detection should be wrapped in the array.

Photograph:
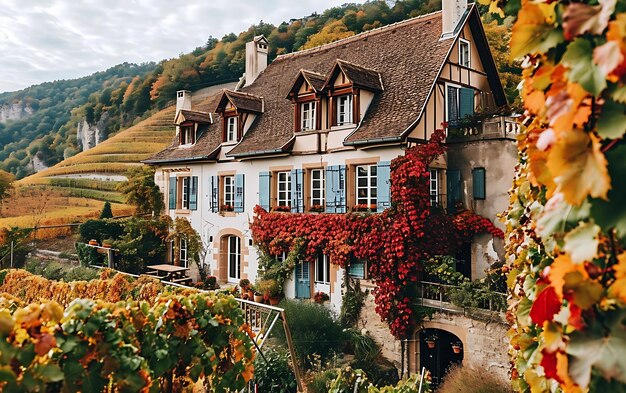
[{"x1": 146, "y1": 264, "x2": 190, "y2": 282}]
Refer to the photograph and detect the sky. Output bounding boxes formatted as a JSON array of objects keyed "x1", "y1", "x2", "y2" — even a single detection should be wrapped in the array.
[{"x1": 0, "y1": 0, "x2": 347, "y2": 93}]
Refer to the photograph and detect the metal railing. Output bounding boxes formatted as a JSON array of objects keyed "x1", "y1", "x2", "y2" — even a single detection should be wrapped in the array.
[
  {"x1": 416, "y1": 281, "x2": 507, "y2": 313},
  {"x1": 447, "y1": 115, "x2": 521, "y2": 141}
]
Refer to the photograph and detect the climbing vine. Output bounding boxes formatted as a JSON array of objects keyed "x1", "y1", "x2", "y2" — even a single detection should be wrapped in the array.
[
  {"x1": 251, "y1": 129, "x2": 502, "y2": 338},
  {"x1": 480, "y1": 0, "x2": 626, "y2": 391}
]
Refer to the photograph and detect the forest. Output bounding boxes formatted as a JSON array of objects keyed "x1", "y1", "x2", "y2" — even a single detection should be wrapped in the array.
[{"x1": 0, "y1": 0, "x2": 518, "y2": 179}]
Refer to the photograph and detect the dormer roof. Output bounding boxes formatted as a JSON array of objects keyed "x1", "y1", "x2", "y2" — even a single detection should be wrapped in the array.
[
  {"x1": 322, "y1": 59, "x2": 384, "y2": 92},
  {"x1": 286, "y1": 70, "x2": 327, "y2": 99},
  {"x1": 174, "y1": 109, "x2": 213, "y2": 125},
  {"x1": 216, "y1": 90, "x2": 264, "y2": 113}
]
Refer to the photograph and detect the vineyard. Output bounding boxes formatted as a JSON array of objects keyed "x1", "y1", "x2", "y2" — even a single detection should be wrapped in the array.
[{"x1": 0, "y1": 269, "x2": 255, "y2": 391}]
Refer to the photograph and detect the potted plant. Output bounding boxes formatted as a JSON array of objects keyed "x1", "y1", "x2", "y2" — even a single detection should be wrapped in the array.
[
  {"x1": 252, "y1": 282, "x2": 265, "y2": 303},
  {"x1": 452, "y1": 341, "x2": 462, "y2": 354},
  {"x1": 88, "y1": 239, "x2": 99, "y2": 246},
  {"x1": 425, "y1": 333, "x2": 438, "y2": 349},
  {"x1": 267, "y1": 279, "x2": 283, "y2": 305},
  {"x1": 314, "y1": 291, "x2": 330, "y2": 304},
  {"x1": 221, "y1": 204, "x2": 234, "y2": 212},
  {"x1": 102, "y1": 238, "x2": 114, "y2": 248},
  {"x1": 239, "y1": 278, "x2": 251, "y2": 299}
]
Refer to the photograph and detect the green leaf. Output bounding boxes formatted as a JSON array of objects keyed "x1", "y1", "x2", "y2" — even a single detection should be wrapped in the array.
[
  {"x1": 562, "y1": 38, "x2": 607, "y2": 96},
  {"x1": 591, "y1": 145, "x2": 626, "y2": 240},
  {"x1": 597, "y1": 100, "x2": 626, "y2": 139},
  {"x1": 38, "y1": 363, "x2": 64, "y2": 382},
  {"x1": 563, "y1": 222, "x2": 600, "y2": 264},
  {"x1": 567, "y1": 310, "x2": 626, "y2": 388}
]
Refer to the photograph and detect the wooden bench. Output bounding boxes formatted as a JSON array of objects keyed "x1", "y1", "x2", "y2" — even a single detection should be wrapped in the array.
[
  {"x1": 171, "y1": 277, "x2": 192, "y2": 285},
  {"x1": 143, "y1": 274, "x2": 163, "y2": 280},
  {"x1": 145, "y1": 270, "x2": 159, "y2": 275}
]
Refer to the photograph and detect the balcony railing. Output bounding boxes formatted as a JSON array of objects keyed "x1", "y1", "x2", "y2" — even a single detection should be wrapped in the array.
[
  {"x1": 447, "y1": 115, "x2": 521, "y2": 141},
  {"x1": 416, "y1": 281, "x2": 507, "y2": 313}
]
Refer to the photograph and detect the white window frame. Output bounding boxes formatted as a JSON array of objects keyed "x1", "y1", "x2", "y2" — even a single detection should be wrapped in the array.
[
  {"x1": 226, "y1": 117, "x2": 237, "y2": 142},
  {"x1": 315, "y1": 254, "x2": 330, "y2": 284},
  {"x1": 223, "y1": 176, "x2": 235, "y2": 208},
  {"x1": 180, "y1": 126, "x2": 194, "y2": 145},
  {"x1": 459, "y1": 38, "x2": 471, "y2": 68},
  {"x1": 310, "y1": 169, "x2": 325, "y2": 207},
  {"x1": 227, "y1": 235, "x2": 241, "y2": 282},
  {"x1": 300, "y1": 101, "x2": 316, "y2": 131},
  {"x1": 181, "y1": 176, "x2": 190, "y2": 209},
  {"x1": 355, "y1": 164, "x2": 377, "y2": 207},
  {"x1": 180, "y1": 238, "x2": 188, "y2": 268},
  {"x1": 276, "y1": 252, "x2": 287, "y2": 263},
  {"x1": 445, "y1": 83, "x2": 462, "y2": 122},
  {"x1": 336, "y1": 95, "x2": 353, "y2": 125},
  {"x1": 277, "y1": 171, "x2": 292, "y2": 207},
  {"x1": 429, "y1": 169, "x2": 439, "y2": 206}
]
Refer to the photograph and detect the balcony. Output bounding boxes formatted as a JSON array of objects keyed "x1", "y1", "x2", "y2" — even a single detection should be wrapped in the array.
[
  {"x1": 416, "y1": 281, "x2": 507, "y2": 314},
  {"x1": 446, "y1": 115, "x2": 521, "y2": 142}
]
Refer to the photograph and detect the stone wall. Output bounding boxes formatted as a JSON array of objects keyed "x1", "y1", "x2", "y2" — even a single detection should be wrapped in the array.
[{"x1": 358, "y1": 283, "x2": 510, "y2": 380}]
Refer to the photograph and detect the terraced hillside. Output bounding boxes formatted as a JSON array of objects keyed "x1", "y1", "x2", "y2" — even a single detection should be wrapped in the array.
[{"x1": 3, "y1": 84, "x2": 233, "y2": 236}]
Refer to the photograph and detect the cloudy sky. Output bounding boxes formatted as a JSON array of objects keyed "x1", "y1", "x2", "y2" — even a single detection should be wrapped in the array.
[{"x1": 0, "y1": 0, "x2": 348, "y2": 93}]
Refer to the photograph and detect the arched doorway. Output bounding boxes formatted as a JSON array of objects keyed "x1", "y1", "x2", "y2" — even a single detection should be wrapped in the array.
[{"x1": 418, "y1": 328, "x2": 463, "y2": 387}]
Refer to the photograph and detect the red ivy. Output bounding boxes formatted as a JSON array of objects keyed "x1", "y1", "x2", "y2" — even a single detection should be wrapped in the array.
[{"x1": 250, "y1": 129, "x2": 503, "y2": 338}]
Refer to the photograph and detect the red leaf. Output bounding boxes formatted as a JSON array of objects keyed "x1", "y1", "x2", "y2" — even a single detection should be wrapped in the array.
[
  {"x1": 541, "y1": 349, "x2": 564, "y2": 384},
  {"x1": 530, "y1": 286, "x2": 562, "y2": 325}
]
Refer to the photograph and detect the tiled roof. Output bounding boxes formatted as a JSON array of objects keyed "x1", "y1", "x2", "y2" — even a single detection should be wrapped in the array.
[
  {"x1": 220, "y1": 90, "x2": 264, "y2": 113},
  {"x1": 228, "y1": 10, "x2": 455, "y2": 156},
  {"x1": 329, "y1": 60, "x2": 383, "y2": 92},
  {"x1": 177, "y1": 110, "x2": 212, "y2": 124},
  {"x1": 302, "y1": 70, "x2": 327, "y2": 92}
]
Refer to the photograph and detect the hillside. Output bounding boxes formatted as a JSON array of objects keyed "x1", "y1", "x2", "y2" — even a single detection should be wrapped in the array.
[{"x1": 0, "y1": 0, "x2": 446, "y2": 180}]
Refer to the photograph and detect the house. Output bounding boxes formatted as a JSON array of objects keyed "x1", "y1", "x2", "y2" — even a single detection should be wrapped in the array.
[{"x1": 146, "y1": 0, "x2": 517, "y2": 382}]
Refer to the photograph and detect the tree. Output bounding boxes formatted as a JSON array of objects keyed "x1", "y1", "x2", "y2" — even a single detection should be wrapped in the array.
[
  {"x1": 0, "y1": 169, "x2": 14, "y2": 215},
  {"x1": 117, "y1": 166, "x2": 163, "y2": 215},
  {"x1": 99, "y1": 201, "x2": 113, "y2": 219}
]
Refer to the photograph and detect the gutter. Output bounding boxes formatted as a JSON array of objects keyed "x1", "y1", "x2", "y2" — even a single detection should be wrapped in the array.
[
  {"x1": 343, "y1": 135, "x2": 403, "y2": 146},
  {"x1": 227, "y1": 135, "x2": 296, "y2": 159},
  {"x1": 142, "y1": 155, "x2": 214, "y2": 165}
]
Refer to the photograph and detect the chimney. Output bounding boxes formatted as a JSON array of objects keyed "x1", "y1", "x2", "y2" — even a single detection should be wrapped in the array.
[
  {"x1": 176, "y1": 90, "x2": 192, "y2": 113},
  {"x1": 245, "y1": 36, "x2": 269, "y2": 87},
  {"x1": 441, "y1": 0, "x2": 468, "y2": 39}
]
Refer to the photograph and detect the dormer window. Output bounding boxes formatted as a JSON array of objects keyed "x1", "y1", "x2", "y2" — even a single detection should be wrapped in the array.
[
  {"x1": 336, "y1": 95, "x2": 353, "y2": 125},
  {"x1": 180, "y1": 125, "x2": 195, "y2": 145},
  {"x1": 300, "y1": 101, "x2": 317, "y2": 131},
  {"x1": 226, "y1": 117, "x2": 238, "y2": 142}
]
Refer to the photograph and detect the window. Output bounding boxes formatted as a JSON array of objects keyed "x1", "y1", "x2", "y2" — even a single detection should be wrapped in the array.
[
  {"x1": 310, "y1": 169, "x2": 325, "y2": 208},
  {"x1": 276, "y1": 252, "x2": 287, "y2": 263},
  {"x1": 181, "y1": 177, "x2": 190, "y2": 209},
  {"x1": 300, "y1": 101, "x2": 316, "y2": 131},
  {"x1": 447, "y1": 86, "x2": 460, "y2": 121},
  {"x1": 223, "y1": 176, "x2": 235, "y2": 209},
  {"x1": 355, "y1": 164, "x2": 377, "y2": 207},
  {"x1": 459, "y1": 39, "x2": 470, "y2": 67},
  {"x1": 447, "y1": 84, "x2": 474, "y2": 122},
  {"x1": 336, "y1": 95, "x2": 353, "y2": 125},
  {"x1": 277, "y1": 171, "x2": 291, "y2": 207},
  {"x1": 315, "y1": 254, "x2": 330, "y2": 284},
  {"x1": 473, "y1": 167, "x2": 486, "y2": 200},
  {"x1": 180, "y1": 238, "x2": 188, "y2": 267},
  {"x1": 180, "y1": 126, "x2": 194, "y2": 145},
  {"x1": 429, "y1": 169, "x2": 439, "y2": 206},
  {"x1": 226, "y1": 117, "x2": 238, "y2": 142},
  {"x1": 349, "y1": 259, "x2": 367, "y2": 279},
  {"x1": 227, "y1": 236, "x2": 241, "y2": 282}
]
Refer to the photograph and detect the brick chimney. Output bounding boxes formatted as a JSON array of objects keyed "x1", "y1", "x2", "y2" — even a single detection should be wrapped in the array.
[
  {"x1": 441, "y1": 0, "x2": 468, "y2": 39},
  {"x1": 245, "y1": 36, "x2": 269, "y2": 87},
  {"x1": 176, "y1": 90, "x2": 192, "y2": 113}
]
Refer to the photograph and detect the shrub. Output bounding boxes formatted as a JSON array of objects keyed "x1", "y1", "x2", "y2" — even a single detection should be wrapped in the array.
[
  {"x1": 252, "y1": 348, "x2": 297, "y2": 393},
  {"x1": 308, "y1": 369, "x2": 339, "y2": 393},
  {"x1": 438, "y1": 365, "x2": 512, "y2": 393},
  {"x1": 274, "y1": 299, "x2": 345, "y2": 369},
  {"x1": 100, "y1": 201, "x2": 113, "y2": 219},
  {"x1": 77, "y1": 219, "x2": 124, "y2": 243},
  {"x1": 114, "y1": 217, "x2": 168, "y2": 274},
  {"x1": 75, "y1": 242, "x2": 106, "y2": 267},
  {"x1": 340, "y1": 276, "x2": 367, "y2": 327},
  {"x1": 24, "y1": 259, "x2": 99, "y2": 282},
  {"x1": 328, "y1": 367, "x2": 430, "y2": 393}
]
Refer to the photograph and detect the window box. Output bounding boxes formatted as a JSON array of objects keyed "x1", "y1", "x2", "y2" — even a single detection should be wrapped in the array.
[
  {"x1": 220, "y1": 204, "x2": 234, "y2": 212},
  {"x1": 352, "y1": 204, "x2": 376, "y2": 212},
  {"x1": 309, "y1": 204, "x2": 324, "y2": 213},
  {"x1": 272, "y1": 205, "x2": 291, "y2": 213}
]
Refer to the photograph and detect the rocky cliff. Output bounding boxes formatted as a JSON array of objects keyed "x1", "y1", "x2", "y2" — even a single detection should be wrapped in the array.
[
  {"x1": 76, "y1": 112, "x2": 111, "y2": 151},
  {"x1": 0, "y1": 101, "x2": 34, "y2": 122}
]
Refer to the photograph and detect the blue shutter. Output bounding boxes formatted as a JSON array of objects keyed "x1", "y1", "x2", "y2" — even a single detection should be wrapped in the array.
[
  {"x1": 376, "y1": 161, "x2": 391, "y2": 212},
  {"x1": 290, "y1": 169, "x2": 304, "y2": 213},
  {"x1": 447, "y1": 169, "x2": 461, "y2": 213},
  {"x1": 349, "y1": 261, "x2": 365, "y2": 279},
  {"x1": 473, "y1": 168, "x2": 486, "y2": 200},
  {"x1": 326, "y1": 166, "x2": 346, "y2": 213},
  {"x1": 211, "y1": 176, "x2": 219, "y2": 213},
  {"x1": 169, "y1": 177, "x2": 177, "y2": 210},
  {"x1": 259, "y1": 172, "x2": 271, "y2": 211},
  {"x1": 459, "y1": 88, "x2": 474, "y2": 119},
  {"x1": 189, "y1": 176, "x2": 198, "y2": 210},
  {"x1": 337, "y1": 165, "x2": 347, "y2": 213},
  {"x1": 234, "y1": 174, "x2": 245, "y2": 212}
]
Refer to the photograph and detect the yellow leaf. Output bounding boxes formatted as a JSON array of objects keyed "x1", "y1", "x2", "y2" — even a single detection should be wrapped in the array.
[
  {"x1": 556, "y1": 351, "x2": 584, "y2": 393},
  {"x1": 542, "y1": 321, "x2": 564, "y2": 352},
  {"x1": 549, "y1": 254, "x2": 581, "y2": 300},
  {"x1": 546, "y1": 128, "x2": 610, "y2": 205},
  {"x1": 510, "y1": 3, "x2": 563, "y2": 60}
]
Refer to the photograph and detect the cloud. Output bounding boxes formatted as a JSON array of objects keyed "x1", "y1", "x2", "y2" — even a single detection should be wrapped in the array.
[{"x1": 0, "y1": 0, "x2": 346, "y2": 93}]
